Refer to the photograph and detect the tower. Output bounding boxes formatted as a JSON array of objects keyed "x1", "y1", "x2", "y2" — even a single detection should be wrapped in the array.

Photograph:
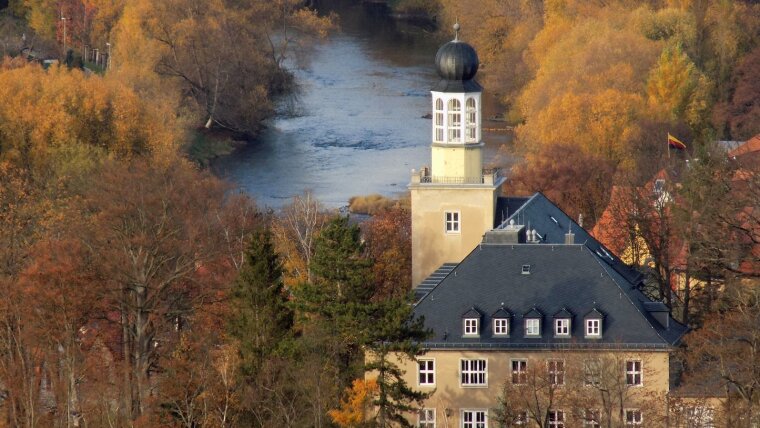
[{"x1": 409, "y1": 24, "x2": 505, "y2": 285}]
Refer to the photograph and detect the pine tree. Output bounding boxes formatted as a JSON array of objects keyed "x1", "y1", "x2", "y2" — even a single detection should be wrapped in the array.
[
  {"x1": 228, "y1": 226, "x2": 294, "y2": 376},
  {"x1": 363, "y1": 299, "x2": 431, "y2": 428}
]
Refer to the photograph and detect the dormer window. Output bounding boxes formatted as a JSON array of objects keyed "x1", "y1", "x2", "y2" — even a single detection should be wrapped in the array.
[
  {"x1": 525, "y1": 319, "x2": 540, "y2": 336},
  {"x1": 523, "y1": 308, "x2": 543, "y2": 337},
  {"x1": 586, "y1": 319, "x2": 600, "y2": 336},
  {"x1": 491, "y1": 307, "x2": 512, "y2": 337},
  {"x1": 462, "y1": 308, "x2": 482, "y2": 337},
  {"x1": 464, "y1": 318, "x2": 479, "y2": 335},
  {"x1": 553, "y1": 308, "x2": 573, "y2": 338},
  {"x1": 555, "y1": 319, "x2": 570, "y2": 336},
  {"x1": 584, "y1": 308, "x2": 604, "y2": 338}
]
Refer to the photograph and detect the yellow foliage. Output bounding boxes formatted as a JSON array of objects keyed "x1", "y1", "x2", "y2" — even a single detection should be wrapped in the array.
[
  {"x1": 646, "y1": 44, "x2": 698, "y2": 121},
  {"x1": 0, "y1": 63, "x2": 181, "y2": 174},
  {"x1": 328, "y1": 378, "x2": 379, "y2": 428}
]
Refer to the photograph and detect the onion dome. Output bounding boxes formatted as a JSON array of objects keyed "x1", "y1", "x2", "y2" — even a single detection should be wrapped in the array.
[{"x1": 433, "y1": 23, "x2": 482, "y2": 93}]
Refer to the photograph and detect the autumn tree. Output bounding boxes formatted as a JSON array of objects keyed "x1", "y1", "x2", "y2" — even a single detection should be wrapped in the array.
[
  {"x1": 718, "y1": 45, "x2": 760, "y2": 140},
  {"x1": 329, "y1": 379, "x2": 378, "y2": 428},
  {"x1": 682, "y1": 285, "x2": 760, "y2": 426},
  {"x1": 363, "y1": 206, "x2": 412, "y2": 299}
]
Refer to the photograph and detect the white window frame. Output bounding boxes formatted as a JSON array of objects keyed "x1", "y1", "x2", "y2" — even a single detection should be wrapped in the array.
[
  {"x1": 584, "y1": 359, "x2": 601, "y2": 387},
  {"x1": 460, "y1": 359, "x2": 487, "y2": 387},
  {"x1": 624, "y1": 409, "x2": 642, "y2": 426},
  {"x1": 445, "y1": 211, "x2": 460, "y2": 234},
  {"x1": 463, "y1": 318, "x2": 479, "y2": 336},
  {"x1": 493, "y1": 318, "x2": 509, "y2": 336},
  {"x1": 548, "y1": 410, "x2": 565, "y2": 428},
  {"x1": 583, "y1": 409, "x2": 601, "y2": 427},
  {"x1": 585, "y1": 319, "x2": 601, "y2": 337},
  {"x1": 511, "y1": 359, "x2": 527, "y2": 385},
  {"x1": 515, "y1": 411, "x2": 528, "y2": 425},
  {"x1": 686, "y1": 406, "x2": 714, "y2": 428},
  {"x1": 419, "y1": 408, "x2": 436, "y2": 428},
  {"x1": 461, "y1": 409, "x2": 487, "y2": 428},
  {"x1": 625, "y1": 360, "x2": 643, "y2": 386},
  {"x1": 434, "y1": 98, "x2": 444, "y2": 143},
  {"x1": 447, "y1": 99, "x2": 461, "y2": 143},
  {"x1": 418, "y1": 359, "x2": 435, "y2": 387},
  {"x1": 547, "y1": 359, "x2": 565, "y2": 386},
  {"x1": 465, "y1": 97, "x2": 477, "y2": 142},
  {"x1": 525, "y1": 318, "x2": 540, "y2": 337},
  {"x1": 554, "y1": 318, "x2": 570, "y2": 336}
]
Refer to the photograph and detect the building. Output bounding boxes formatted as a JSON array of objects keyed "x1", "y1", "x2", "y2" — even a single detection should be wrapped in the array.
[
  {"x1": 401, "y1": 27, "x2": 692, "y2": 428},
  {"x1": 409, "y1": 23, "x2": 505, "y2": 287}
]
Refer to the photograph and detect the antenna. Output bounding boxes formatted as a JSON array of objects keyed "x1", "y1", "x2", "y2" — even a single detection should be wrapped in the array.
[{"x1": 453, "y1": 20, "x2": 460, "y2": 41}]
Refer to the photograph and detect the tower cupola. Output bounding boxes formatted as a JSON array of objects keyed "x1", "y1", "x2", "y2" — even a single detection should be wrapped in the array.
[{"x1": 434, "y1": 24, "x2": 481, "y2": 93}]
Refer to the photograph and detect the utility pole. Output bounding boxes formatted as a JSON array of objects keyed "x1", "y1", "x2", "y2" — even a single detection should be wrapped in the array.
[
  {"x1": 61, "y1": 15, "x2": 67, "y2": 56},
  {"x1": 106, "y1": 42, "x2": 111, "y2": 70}
]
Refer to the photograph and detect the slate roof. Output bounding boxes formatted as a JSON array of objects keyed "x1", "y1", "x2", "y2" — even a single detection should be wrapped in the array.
[
  {"x1": 413, "y1": 244, "x2": 688, "y2": 350},
  {"x1": 496, "y1": 193, "x2": 644, "y2": 284}
]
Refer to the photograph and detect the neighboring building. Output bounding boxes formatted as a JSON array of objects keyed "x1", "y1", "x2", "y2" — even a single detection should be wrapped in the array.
[{"x1": 401, "y1": 27, "x2": 692, "y2": 427}]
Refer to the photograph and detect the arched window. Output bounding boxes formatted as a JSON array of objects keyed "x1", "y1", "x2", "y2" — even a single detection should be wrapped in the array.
[
  {"x1": 447, "y1": 99, "x2": 461, "y2": 143},
  {"x1": 466, "y1": 98, "x2": 477, "y2": 142},
  {"x1": 434, "y1": 98, "x2": 444, "y2": 142}
]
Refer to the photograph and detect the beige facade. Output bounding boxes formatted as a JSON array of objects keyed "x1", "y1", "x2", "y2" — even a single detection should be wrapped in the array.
[
  {"x1": 397, "y1": 349, "x2": 671, "y2": 427},
  {"x1": 431, "y1": 142, "x2": 486, "y2": 181},
  {"x1": 409, "y1": 179, "x2": 502, "y2": 286}
]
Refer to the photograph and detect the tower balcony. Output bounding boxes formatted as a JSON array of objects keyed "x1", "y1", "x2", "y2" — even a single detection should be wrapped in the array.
[{"x1": 410, "y1": 167, "x2": 502, "y2": 186}]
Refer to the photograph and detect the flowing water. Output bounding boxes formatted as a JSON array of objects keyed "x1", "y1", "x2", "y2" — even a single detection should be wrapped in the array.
[{"x1": 212, "y1": 1, "x2": 510, "y2": 209}]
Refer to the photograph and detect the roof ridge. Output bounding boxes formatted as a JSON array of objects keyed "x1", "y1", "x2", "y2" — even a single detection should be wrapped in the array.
[{"x1": 585, "y1": 246, "x2": 673, "y2": 346}]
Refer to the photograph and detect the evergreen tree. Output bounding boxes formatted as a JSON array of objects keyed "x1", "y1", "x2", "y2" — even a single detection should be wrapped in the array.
[
  {"x1": 228, "y1": 226, "x2": 294, "y2": 376},
  {"x1": 311, "y1": 215, "x2": 373, "y2": 303},
  {"x1": 363, "y1": 298, "x2": 431, "y2": 428}
]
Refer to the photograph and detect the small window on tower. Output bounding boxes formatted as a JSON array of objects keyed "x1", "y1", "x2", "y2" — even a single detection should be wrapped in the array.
[
  {"x1": 448, "y1": 99, "x2": 461, "y2": 143},
  {"x1": 434, "y1": 98, "x2": 444, "y2": 142},
  {"x1": 466, "y1": 97, "x2": 477, "y2": 142},
  {"x1": 445, "y1": 211, "x2": 460, "y2": 234}
]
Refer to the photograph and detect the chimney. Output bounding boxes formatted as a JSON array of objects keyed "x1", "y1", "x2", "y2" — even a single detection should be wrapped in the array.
[
  {"x1": 484, "y1": 221, "x2": 526, "y2": 244},
  {"x1": 565, "y1": 225, "x2": 575, "y2": 245}
]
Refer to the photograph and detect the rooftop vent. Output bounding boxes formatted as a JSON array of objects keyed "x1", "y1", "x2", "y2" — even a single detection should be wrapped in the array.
[
  {"x1": 522, "y1": 264, "x2": 531, "y2": 275},
  {"x1": 484, "y1": 222, "x2": 525, "y2": 244}
]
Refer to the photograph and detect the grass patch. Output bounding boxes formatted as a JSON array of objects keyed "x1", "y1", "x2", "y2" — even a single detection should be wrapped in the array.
[
  {"x1": 185, "y1": 130, "x2": 235, "y2": 167},
  {"x1": 348, "y1": 193, "x2": 410, "y2": 215}
]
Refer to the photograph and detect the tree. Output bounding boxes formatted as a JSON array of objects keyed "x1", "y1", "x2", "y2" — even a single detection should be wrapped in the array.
[
  {"x1": 720, "y1": 45, "x2": 760, "y2": 140},
  {"x1": 682, "y1": 286, "x2": 760, "y2": 426},
  {"x1": 78, "y1": 157, "x2": 232, "y2": 420},
  {"x1": 363, "y1": 299, "x2": 430, "y2": 428},
  {"x1": 228, "y1": 226, "x2": 294, "y2": 377},
  {"x1": 328, "y1": 379, "x2": 378, "y2": 428},
  {"x1": 363, "y1": 206, "x2": 412, "y2": 300}
]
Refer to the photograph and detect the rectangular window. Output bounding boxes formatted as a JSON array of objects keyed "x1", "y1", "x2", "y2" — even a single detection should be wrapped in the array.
[
  {"x1": 548, "y1": 410, "x2": 565, "y2": 428},
  {"x1": 584, "y1": 359, "x2": 601, "y2": 387},
  {"x1": 445, "y1": 211, "x2": 460, "y2": 234},
  {"x1": 463, "y1": 318, "x2": 479, "y2": 335},
  {"x1": 418, "y1": 359, "x2": 435, "y2": 386},
  {"x1": 461, "y1": 359, "x2": 487, "y2": 386},
  {"x1": 583, "y1": 409, "x2": 601, "y2": 427},
  {"x1": 419, "y1": 408, "x2": 436, "y2": 428},
  {"x1": 625, "y1": 410, "x2": 642, "y2": 426},
  {"x1": 626, "y1": 361, "x2": 642, "y2": 386},
  {"x1": 586, "y1": 319, "x2": 600, "y2": 337},
  {"x1": 462, "y1": 410, "x2": 486, "y2": 428},
  {"x1": 511, "y1": 360, "x2": 527, "y2": 384},
  {"x1": 515, "y1": 411, "x2": 527, "y2": 425},
  {"x1": 493, "y1": 318, "x2": 509, "y2": 335},
  {"x1": 555, "y1": 319, "x2": 569, "y2": 336},
  {"x1": 548, "y1": 360, "x2": 565, "y2": 386},
  {"x1": 525, "y1": 318, "x2": 540, "y2": 336}
]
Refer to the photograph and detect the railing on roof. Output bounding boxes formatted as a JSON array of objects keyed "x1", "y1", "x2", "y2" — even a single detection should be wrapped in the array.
[
  {"x1": 411, "y1": 168, "x2": 502, "y2": 185},
  {"x1": 421, "y1": 342, "x2": 672, "y2": 350}
]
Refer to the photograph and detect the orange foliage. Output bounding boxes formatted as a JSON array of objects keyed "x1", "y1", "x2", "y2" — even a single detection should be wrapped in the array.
[{"x1": 328, "y1": 378, "x2": 379, "y2": 428}]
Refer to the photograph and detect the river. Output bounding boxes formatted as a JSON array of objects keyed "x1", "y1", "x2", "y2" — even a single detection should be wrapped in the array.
[{"x1": 212, "y1": 0, "x2": 510, "y2": 209}]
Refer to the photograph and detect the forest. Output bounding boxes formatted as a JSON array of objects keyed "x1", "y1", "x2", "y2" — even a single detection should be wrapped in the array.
[{"x1": 0, "y1": 0, "x2": 758, "y2": 426}]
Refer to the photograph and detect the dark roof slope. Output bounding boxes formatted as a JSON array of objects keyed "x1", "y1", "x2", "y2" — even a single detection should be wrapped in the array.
[
  {"x1": 497, "y1": 193, "x2": 644, "y2": 284},
  {"x1": 413, "y1": 244, "x2": 687, "y2": 349}
]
